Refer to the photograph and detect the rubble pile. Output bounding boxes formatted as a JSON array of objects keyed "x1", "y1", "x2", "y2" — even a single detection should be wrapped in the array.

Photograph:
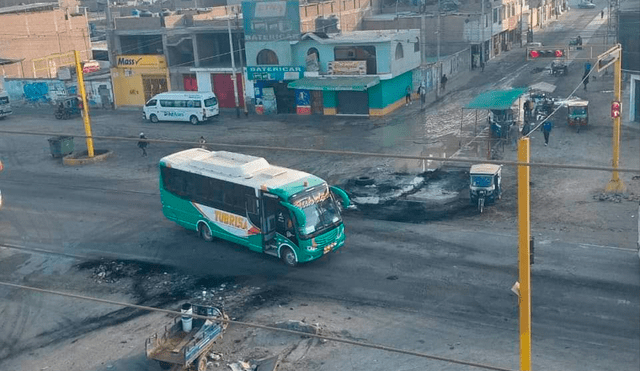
[{"x1": 594, "y1": 192, "x2": 640, "y2": 203}]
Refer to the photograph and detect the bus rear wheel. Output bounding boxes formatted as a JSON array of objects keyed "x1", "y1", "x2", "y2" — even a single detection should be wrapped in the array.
[
  {"x1": 281, "y1": 247, "x2": 297, "y2": 267},
  {"x1": 199, "y1": 223, "x2": 214, "y2": 242},
  {"x1": 189, "y1": 115, "x2": 199, "y2": 125}
]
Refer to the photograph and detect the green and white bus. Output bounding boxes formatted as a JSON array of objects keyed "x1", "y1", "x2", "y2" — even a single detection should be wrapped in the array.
[{"x1": 159, "y1": 149, "x2": 350, "y2": 266}]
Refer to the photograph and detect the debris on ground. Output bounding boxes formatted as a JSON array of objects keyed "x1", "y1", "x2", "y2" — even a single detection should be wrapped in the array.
[
  {"x1": 274, "y1": 320, "x2": 320, "y2": 335},
  {"x1": 594, "y1": 192, "x2": 640, "y2": 203}
]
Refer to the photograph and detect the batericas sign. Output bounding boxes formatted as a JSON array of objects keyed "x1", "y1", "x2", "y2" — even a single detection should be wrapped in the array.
[
  {"x1": 247, "y1": 66, "x2": 304, "y2": 81},
  {"x1": 242, "y1": 1, "x2": 300, "y2": 42},
  {"x1": 328, "y1": 61, "x2": 367, "y2": 75}
]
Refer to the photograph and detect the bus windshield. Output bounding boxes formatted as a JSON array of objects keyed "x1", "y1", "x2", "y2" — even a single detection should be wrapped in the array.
[{"x1": 289, "y1": 184, "x2": 342, "y2": 238}]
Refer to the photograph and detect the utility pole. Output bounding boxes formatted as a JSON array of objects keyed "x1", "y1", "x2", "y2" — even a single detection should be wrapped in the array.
[
  {"x1": 227, "y1": 15, "x2": 240, "y2": 118},
  {"x1": 436, "y1": 0, "x2": 441, "y2": 99},
  {"x1": 74, "y1": 50, "x2": 94, "y2": 158},
  {"x1": 481, "y1": 0, "x2": 485, "y2": 64},
  {"x1": 235, "y1": 12, "x2": 248, "y2": 117},
  {"x1": 517, "y1": 137, "x2": 532, "y2": 371},
  {"x1": 605, "y1": 45, "x2": 625, "y2": 193}
]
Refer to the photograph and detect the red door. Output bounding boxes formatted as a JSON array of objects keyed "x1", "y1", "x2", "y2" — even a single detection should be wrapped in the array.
[
  {"x1": 183, "y1": 74, "x2": 198, "y2": 91},
  {"x1": 211, "y1": 73, "x2": 244, "y2": 108}
]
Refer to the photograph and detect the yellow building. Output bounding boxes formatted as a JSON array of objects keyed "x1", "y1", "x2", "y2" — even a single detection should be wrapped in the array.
[{"x1": 111, "y1": 55, "x2": 170, "y2": 107}]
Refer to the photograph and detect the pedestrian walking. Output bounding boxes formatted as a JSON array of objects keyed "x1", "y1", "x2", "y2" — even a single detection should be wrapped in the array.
[
  {"x1": 542, "y1": 121, "x2": 553, "y2": 146},
  {"x1": 137, "y1": 132, "x2": 148, "y2": 157},
  {"x1": 405, "y1": 86, "x2": 412, "y2": 106},
  {"x1": 523, "y1": 100, "x2": 531, "y2": 121},
  {"x1": 440, "y1": 74, "x2": 448, "y2": 91},
  {"x1": 480, "y1": 61, "x2": 485, "y2": 72},
  {"x1": 199, "y1": 136, "x2": 207, "y2": 149},
  {"x1": 418, "y1": 81, "x2": 427, "y2": 109},
  {"x1": 601, "y1": 10, "x2": 604, "y2": 18},
  {"x1": 509, "y1": 123, "x2": 519, "y2": 150},
  {"x1": 582, "y1": 72, "x2": 590, "y2": 90}
]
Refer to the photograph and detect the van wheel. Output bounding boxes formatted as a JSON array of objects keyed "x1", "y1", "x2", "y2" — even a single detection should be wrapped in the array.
[
  {"x1": 199, "y1": 223, "x2": 214, "y2": 242},
  {"x1": 149, "y1": 114, "x2": 158, "y2": 123},
  {"x1": 189, "y1": 115, "x2": 199, "y2": 125},
  {"x1": 281, "y1": 247, "x2": 297, "y2": 267}
]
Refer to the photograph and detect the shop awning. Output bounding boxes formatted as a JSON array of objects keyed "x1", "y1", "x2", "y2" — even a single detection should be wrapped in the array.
[
  {"x1": 465, "y1": 88, "x2": 528, "y2": 110},
  {"x1": 288, "y1": 76, "x2": 380, "y2": 91}
]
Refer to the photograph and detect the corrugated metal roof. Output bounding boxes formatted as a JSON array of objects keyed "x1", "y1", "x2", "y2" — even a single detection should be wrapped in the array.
[
  {"x1": 0, "y1": 2, "x2": 55, "y2": 14},
  {"x1": 465, "y1": 88, "x2": 528, "y2": 110}
]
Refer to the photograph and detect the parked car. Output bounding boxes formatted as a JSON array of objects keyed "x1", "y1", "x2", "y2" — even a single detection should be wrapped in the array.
[{"x1": 578, "y1": 1, "x2": 596, "y2": 9}]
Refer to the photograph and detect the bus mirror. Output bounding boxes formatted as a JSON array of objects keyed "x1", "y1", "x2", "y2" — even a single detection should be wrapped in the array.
[
  {"x1": 330, "y1": 186, "x2": 350, "y2": 209},
  {"x1": 280, "y1": 201, "x2": 306, "y2": 227}
]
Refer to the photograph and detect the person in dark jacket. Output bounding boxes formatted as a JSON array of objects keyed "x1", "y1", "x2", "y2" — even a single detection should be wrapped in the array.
[
  {"x1": 137, "y1": 133, "x2": 148, "y2": 156},
  {"x1": 440, "y1": 74, "x2": 448, "y2": 91},
  {"x1": 542, "y1": 121, "x2": 553, "y2": 146}
]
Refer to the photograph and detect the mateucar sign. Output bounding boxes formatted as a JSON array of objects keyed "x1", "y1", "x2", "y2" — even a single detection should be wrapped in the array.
[
  {"x1": 247, "y1": 66, "x2": 304, "y2": 81},
  {"x1": 242, "y1": 1, "x2": 300, "y2": 42}
]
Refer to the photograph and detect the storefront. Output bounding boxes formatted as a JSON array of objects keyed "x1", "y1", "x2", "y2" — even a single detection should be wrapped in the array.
[
  {"x1": 288, "y1": 71, "x2": 413, "y2": 117},
  {"x1": 288, "y1": 75, "x2": 380, "y2": 115},
  {"x1": 247, "y1": 66, "x2": 304, "y2": 115},
  {"x1": 111, "y1": 55, "x2": 169, "y2": 107},
  {"x1": 191, "y1": 68, "x2": 246, "y2": 109}
]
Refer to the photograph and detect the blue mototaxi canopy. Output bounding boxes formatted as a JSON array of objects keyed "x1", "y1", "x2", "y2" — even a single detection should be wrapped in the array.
[{"x1": 465, "y1": 88, "x2": 529, "y2": 110}]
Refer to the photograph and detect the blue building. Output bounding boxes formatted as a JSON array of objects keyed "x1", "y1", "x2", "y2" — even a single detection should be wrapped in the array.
[{"x1": 245, "y1": 29, "x2": 422, "y2": 116}]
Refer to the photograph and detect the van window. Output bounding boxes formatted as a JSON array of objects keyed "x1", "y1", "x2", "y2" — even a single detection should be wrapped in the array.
[
  {"x1": 160, "y1": 100, "x2": 174, "y2": 107},
  {"x1": 204, "y1": 97, "x2": 218, "y2": 107},
  {"x1": 187, "y1": 100, "x2": 201, "y2": 108},
  {"x1": 145, "y1": 99, "x2": 157, "y2": 107}
]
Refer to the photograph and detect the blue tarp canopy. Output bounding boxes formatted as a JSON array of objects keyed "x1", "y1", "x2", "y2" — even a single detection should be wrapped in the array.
[{"x1": 465, "y1": 88, "x2": 528, "y2": 110}]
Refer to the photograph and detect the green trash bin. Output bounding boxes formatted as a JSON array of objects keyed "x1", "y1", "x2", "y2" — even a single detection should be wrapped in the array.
[{"x1": 48, "y1": 136, "x2": 74, "y2": 158}]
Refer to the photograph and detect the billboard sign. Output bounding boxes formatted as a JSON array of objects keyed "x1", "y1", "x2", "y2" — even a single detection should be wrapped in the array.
[
  {"x1": 242, "y1": 1, "x2": 300, "y2": 42},
  {"x1": 247, "y1": 66, "x2": 304, "y2": 81}
]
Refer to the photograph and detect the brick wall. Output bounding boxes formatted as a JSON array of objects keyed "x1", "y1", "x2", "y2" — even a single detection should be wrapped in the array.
[
  {"x1": 300, "y1": 0, "x2": 377, "y2": 33},
  {"x1": 0, "y1": 9, "x2": 90, "y2": 78}
]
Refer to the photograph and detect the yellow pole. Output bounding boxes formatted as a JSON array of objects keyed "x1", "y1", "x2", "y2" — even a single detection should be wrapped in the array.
[
  {"x1": 517, "y1": 137, "x2": 532, "y2": 371},
  {"x1": 605, "y1": 48, "x2": 625, "y2": 193},
  {"x1": 74, "y1": 50, "x2": 95, "y2": 158}
]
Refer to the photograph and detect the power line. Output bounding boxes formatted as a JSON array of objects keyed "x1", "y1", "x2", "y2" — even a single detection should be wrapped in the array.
[
  {"x1": 0, "y1": 129, "x2": 638, "y2": 174},
  {"x1": 0, "y1": 280, "x2": 515, "y2": 371}
]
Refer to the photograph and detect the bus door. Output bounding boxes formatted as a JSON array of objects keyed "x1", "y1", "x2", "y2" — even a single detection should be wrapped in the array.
[
  {"x1": 276, "y1": 205, "x2": 298, "y2": 246},
  {"x1": 260, "y1": 192, "x2": 279, "y2": 252}
]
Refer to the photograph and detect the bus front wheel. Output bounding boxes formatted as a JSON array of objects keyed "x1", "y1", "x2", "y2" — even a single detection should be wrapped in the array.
[
  {"x1": 198, "y1": 223, "x2": 214, "y2": 242},
  {"x1": 281, "y1": 247, "x2": 297, "y2": 267}
]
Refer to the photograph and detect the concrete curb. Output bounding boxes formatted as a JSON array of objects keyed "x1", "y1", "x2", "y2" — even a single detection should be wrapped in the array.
[{"x1": 63, "y1": 149, "x2": 114, "y2": 166}]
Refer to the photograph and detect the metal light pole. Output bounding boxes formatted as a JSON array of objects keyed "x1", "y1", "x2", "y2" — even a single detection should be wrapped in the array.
[
  {"x1": 227, "y1": 15, "x2": 240, "y2": 118},
  {"x1": 235, "y1": 12, "x2": 248, "y2": 116},
  {"x1": 436, "y1": 0, "x2": 441, "y2": 99}
]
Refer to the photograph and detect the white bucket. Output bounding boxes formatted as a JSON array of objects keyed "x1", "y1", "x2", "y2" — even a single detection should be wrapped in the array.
[{"x1": 181, "y1": 303, "x2": 193, "y2": 332}]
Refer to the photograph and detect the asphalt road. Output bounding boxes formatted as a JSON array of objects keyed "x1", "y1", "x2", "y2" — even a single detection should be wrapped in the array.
[{"x1": 1, "y1": 3, "x2": 639, "y2": 370}]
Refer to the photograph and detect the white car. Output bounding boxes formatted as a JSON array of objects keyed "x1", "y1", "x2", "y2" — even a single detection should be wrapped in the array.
[{"x1": 578, "y1": 1, "x2": 596, "y2": 9}]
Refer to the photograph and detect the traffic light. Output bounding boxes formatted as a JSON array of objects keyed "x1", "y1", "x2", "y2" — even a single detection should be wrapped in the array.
[
  {"x1": 528, "y1": 48, "x2": 567, "y2": 60},
  {"x1": 611, "y1": 101, "x2": 621, "y2": 118}
]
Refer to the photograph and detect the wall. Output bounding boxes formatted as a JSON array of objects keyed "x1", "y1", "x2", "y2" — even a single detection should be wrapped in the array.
[
  {"x1": 368, "y1": 70, "x2": 412, "y2": 115},
  {"x1": 245, "y1": 41, "x2": 293, "y2": 68},
  {"x1": 4, "y1": 79, "x2": 68, "y2": 106},
  {"x1": 389, "y1": 36, "x2": 420, "y2": 77},
  {"x1": 0, "y1": 9, "x2": 91, "y2": 78},
  {"x1": 299, "y1": 0, "x2": 377, "y2": 32},
  {"x1": 4, "y1": 78, "x2": 113, "y2": 107}
]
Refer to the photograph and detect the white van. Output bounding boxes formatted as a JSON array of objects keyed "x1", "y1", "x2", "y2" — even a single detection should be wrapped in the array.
[
  {"x1": 143, "y1": 91, "x2": 219, "y2": 125},
  {"x1": 0, "y1": 90, "x2": 12, "y2": 119}
]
